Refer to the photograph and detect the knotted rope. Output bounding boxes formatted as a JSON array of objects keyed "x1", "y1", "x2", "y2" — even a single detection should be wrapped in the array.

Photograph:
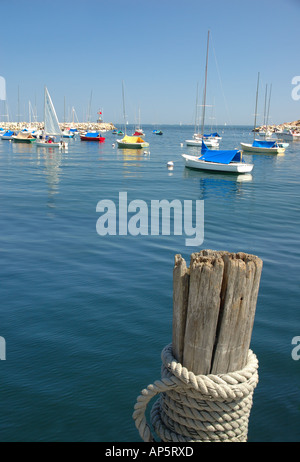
[{"x1": 133, "y1": 343, "x2": 259, "y2": 442}]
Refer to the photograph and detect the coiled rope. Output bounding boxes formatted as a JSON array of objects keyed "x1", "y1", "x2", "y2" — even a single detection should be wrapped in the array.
[{"x1": 133, "y1": 343, "x2": 259, "y2": 442}]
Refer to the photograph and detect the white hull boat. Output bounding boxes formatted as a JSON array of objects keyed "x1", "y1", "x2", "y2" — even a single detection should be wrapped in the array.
[
  {"x1": 241, "y1": 140, "x2": 285, "y2": 154},
  {"x1": 36, "y1": 139, "x2": 68, "y2": 149},
  {"x1": 276, "y1": 130, "x2": 300, "y2": 141},
  {"x1": 182, "y1": 140, "x2": 253, "y2": 173},
  {"x1": 38, "y1": 86, "x2": 68, "y2": 150},
  {"x1": 182, "y1": 154, "x2": 253, "y2": 173},
  {"x1": 1, "y1": 130, "x2": 17, "y2": 140},
  {"x1": 186, "y1": 136, "x2": 219, "y2": 147}
]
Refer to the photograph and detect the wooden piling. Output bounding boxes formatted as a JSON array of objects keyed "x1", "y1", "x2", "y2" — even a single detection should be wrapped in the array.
[{"x1": 172, "y1": 250, "x2": 263, "y2": 375}]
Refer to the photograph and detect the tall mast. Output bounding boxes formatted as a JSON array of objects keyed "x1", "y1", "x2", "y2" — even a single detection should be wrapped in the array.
[
  {"x1": 266, "y1": 83, "x2": 272, "y2": 127},
  {"x1": 263, "y1": 84, "x2": 268, "y2": 127},
  {"x1": 201, "y1": 30, "x2": 210, "y2": 136},
  {"x1": 122, "y1": 80, "x2": 127, "y2": 135},
  {"x1": 253, "y1": 72, "x2": 260, "y2": 135},
  {"x1": 194, "y1": 82, "x2": 199, "y2": 134}
]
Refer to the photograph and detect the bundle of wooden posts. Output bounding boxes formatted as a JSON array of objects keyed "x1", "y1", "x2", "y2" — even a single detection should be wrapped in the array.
[{"x1": 133, "y1": 250, "x2": 263, "y2": 442}]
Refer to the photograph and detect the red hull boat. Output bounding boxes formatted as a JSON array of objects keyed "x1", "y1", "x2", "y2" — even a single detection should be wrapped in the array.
[{"x1": 80, "y1": 132, "x2": 105, "y2": 142}]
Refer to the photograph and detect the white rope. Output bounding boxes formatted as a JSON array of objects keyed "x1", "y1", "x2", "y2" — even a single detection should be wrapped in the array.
[{"x1": 133, "y1": 343, "x2": 259, "y2": 442}]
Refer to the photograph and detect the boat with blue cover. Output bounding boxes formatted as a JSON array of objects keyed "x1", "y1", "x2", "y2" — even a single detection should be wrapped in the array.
[
  {"x1": 240, "y1": 139, "x2": 285, "y2": 154},
  {"x1": 80, "y1": 131, "x2": 105, "y2": 142},
  {"x1": 182, "y1": 141, "x2": 253, "y2": 173},
  {"x1": 1, "y1": 130, "x2": 17, "y2": 140}
]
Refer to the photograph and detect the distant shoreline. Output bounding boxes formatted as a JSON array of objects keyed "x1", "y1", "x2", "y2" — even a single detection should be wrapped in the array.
[
  {"x1": 0, "y1": 122, "x2": 117, "y2": 132},
  {"x1": 254, "y1": 119, "x2": 300, "y2": 133},
  {"x1": 0, "y1": 120, "x2": 299, "y2": 132}
]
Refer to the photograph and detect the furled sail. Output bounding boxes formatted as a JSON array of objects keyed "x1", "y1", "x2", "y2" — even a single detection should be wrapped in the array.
[{"x1": 44, "y1": 87, "x2": 61, "y2": 135}]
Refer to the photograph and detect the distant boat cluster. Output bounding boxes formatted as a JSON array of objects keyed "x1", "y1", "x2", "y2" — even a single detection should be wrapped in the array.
[{"x1": 0, "y1": 68, "x2": 298, "y2": 174}]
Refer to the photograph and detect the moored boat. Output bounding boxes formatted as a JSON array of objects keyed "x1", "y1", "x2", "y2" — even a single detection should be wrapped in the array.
[
  {"x1": 182, "y1": 141, "x2": 253, "y2": 173},
  {"x1": 186, "y1": 133, "x2": 219, "y2": 147},
  {"x1": 1, "y1": 130, "x2": 17, "y2": 140},
  {"x1": 240, "y1": 139, "x2": 285, "y2": 154},
  {"x1": 116, "y1": 134, "x2": 149, "y2": 149},
  {"x1": 62, "y1": 129, "x2": 75, "y2": 138},
  {"x1": 133, "y1": 129, "x2": 145, "y2": 136},
  {"x1": 80, "y1": 132, "x2": 105, "y2": 142},
  {"x1": 12, "y1": 132, "x2": 36, "y2": 143},
  {"x1": 276, "y1": 129, "x2": 300, "y2": 141}
]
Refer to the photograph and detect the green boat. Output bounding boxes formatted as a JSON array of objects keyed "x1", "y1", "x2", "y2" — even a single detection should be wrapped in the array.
[{"x1": 12, "y1": 132, "x2": 36, "y2": 143}]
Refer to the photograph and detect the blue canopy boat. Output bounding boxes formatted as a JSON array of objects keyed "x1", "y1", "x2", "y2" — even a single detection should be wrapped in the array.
[
  {"x1": 240, "y1": 138, "x2": 285, "y2": 154},
  {"x1": 1, "y1": 130, "x2": 17, "y2": 140},
  {"x1": 80, "y1": 131, "x2": 105, "y2": 142},
  {"x1": 182, "y1": 141, "x2": 253, "y2": 173}
]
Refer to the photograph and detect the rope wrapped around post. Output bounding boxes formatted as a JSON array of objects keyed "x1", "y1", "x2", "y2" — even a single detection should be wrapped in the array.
[{"x1": 133, "y1": 343, "x2": 259, "y2": 442}]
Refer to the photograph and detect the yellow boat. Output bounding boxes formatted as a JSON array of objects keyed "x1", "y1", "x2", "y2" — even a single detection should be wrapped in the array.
[{"x1": 116, "y1": 135, "x2": 149, "y2": 149}]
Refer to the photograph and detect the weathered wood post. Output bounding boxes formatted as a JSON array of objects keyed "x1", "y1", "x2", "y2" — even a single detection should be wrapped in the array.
[
  {"x1": 133, "y1": 250, "x2": 263, "y2": 442},
  {"x1": 173, "y1": 250, "x2": 263, "y2": 374}
]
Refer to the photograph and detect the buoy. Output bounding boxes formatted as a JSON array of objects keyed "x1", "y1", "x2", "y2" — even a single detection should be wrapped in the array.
[
  {"x1": 180, "y1": 143, "x2": 183, "y2": 147},
  {"x1": 167, "y1": 161, "x2": 174, "y2": 168},
  {"x1": 112, "y1": 143, "x2": 115, "y2": 147}
]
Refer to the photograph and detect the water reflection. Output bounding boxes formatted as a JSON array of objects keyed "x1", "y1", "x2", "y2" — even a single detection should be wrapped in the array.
[
  {"x1": 12, "y1": 141, "x2": 36, "y2": 158},
  {"x1": 117, "y1": 148, "x2": 150, "y2": 178},
  {"x1": 183, "y1": 167, "x2": 253, "y2": 200},
  {"x1": 39, "y1": 149, "x2": 63, "y2": 209}
]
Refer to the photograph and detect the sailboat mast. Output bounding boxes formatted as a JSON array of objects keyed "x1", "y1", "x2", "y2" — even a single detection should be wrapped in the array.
[
  {"x1": 122, "y1": 80, "x2": 127, "y2": 135},
  {"x1": 44, "y1": 85, "x2": 46, "y2": 133},
  {"x1": 253, "y1": 72, "x2": 260, "y2": 135},
  {"x1": 263, "y1": 84, "x2": 268, "y2": 127},
  {"x1": 266, "y1": 83, "x2": 272, "y2": 127},
  {"x1": 201, "y1": 30, "x2": 210, "y2": 136},
  {"x1": 194, "y1": 82, "x2": 199, "y2": 135}
]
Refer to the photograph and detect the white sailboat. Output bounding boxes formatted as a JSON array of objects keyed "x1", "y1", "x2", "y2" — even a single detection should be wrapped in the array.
[
  {"x1": 36, "y1": 87, "x2": 68, "y2": 149},
  {"x1": 185, "y1": 32, "x2": 220, "y2": 149},
  {"x1": 117, "y1": 81, "x2": 149, "y2": 149},
  {"x1": 182, "y1": 141, "x2": 253, "y2": 174},
  {"x1": 241, "y1": 74, "x2": 285, "y2": 155}
]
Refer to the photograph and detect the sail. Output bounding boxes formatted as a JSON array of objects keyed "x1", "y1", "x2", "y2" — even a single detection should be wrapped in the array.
[{"x1": 44, "y1": 87, "x2": 61, "y2": 135}]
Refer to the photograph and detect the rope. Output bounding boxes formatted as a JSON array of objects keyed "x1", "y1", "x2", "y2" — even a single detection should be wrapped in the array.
[{"x1": 133, "y1": 343, "x2": 259, "y2": 442}]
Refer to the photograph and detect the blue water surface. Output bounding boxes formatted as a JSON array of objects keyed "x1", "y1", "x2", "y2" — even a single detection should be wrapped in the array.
[{"x1": 0, "y1": 125, "x2": 299, "y2": 442}]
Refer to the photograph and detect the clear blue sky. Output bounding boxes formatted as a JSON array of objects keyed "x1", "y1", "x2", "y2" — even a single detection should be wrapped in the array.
[{"x1": 1, "y1": 0, "x2": 300, "y2": 126}]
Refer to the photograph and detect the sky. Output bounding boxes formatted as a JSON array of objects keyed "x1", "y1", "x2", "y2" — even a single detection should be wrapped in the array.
[{"x1": 0, "y1": 0, "x2": 300, "y2": 126}]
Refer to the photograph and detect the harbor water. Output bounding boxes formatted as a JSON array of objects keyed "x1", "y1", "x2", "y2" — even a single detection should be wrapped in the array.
[{"x1": 0, "y1": 125, "x2": 299, "y2": 442}]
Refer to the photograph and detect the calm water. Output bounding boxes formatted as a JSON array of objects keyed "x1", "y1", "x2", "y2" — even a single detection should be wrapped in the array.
[{"x1": 0, "y1": 125, "x2": 299, "y2": 442}]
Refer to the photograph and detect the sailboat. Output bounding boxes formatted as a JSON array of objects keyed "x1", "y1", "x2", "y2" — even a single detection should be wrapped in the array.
[
  {"x1": 132, "y1": 108, "x2": 145, "y2": 136},
  {"x1": 116, "y1": 81, "x2": 149, "y2": 149},
  {"x1": 36, "y1": 87, "x2": 68, "y2": 149},
  {"x1": 182, "y1": 141, "x2": 253, "y2": 173},
  {"x1": 185, "y1": 31, "x2": 220, "y2": 148},
  {"x1": 240, "y1": 74, "x2": 285, "y2": 155}
]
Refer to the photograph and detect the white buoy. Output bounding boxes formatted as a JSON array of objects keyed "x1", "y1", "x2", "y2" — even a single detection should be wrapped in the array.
[
  {"x1": 112, "y1": 143, "x2": 115, "y2": 147},
  {"x1": 167, "y1": 161, "x2": 174, "y2": 169},
  {"x1": 180, "y1": 143, "x2": 183, "y2": 147}
]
